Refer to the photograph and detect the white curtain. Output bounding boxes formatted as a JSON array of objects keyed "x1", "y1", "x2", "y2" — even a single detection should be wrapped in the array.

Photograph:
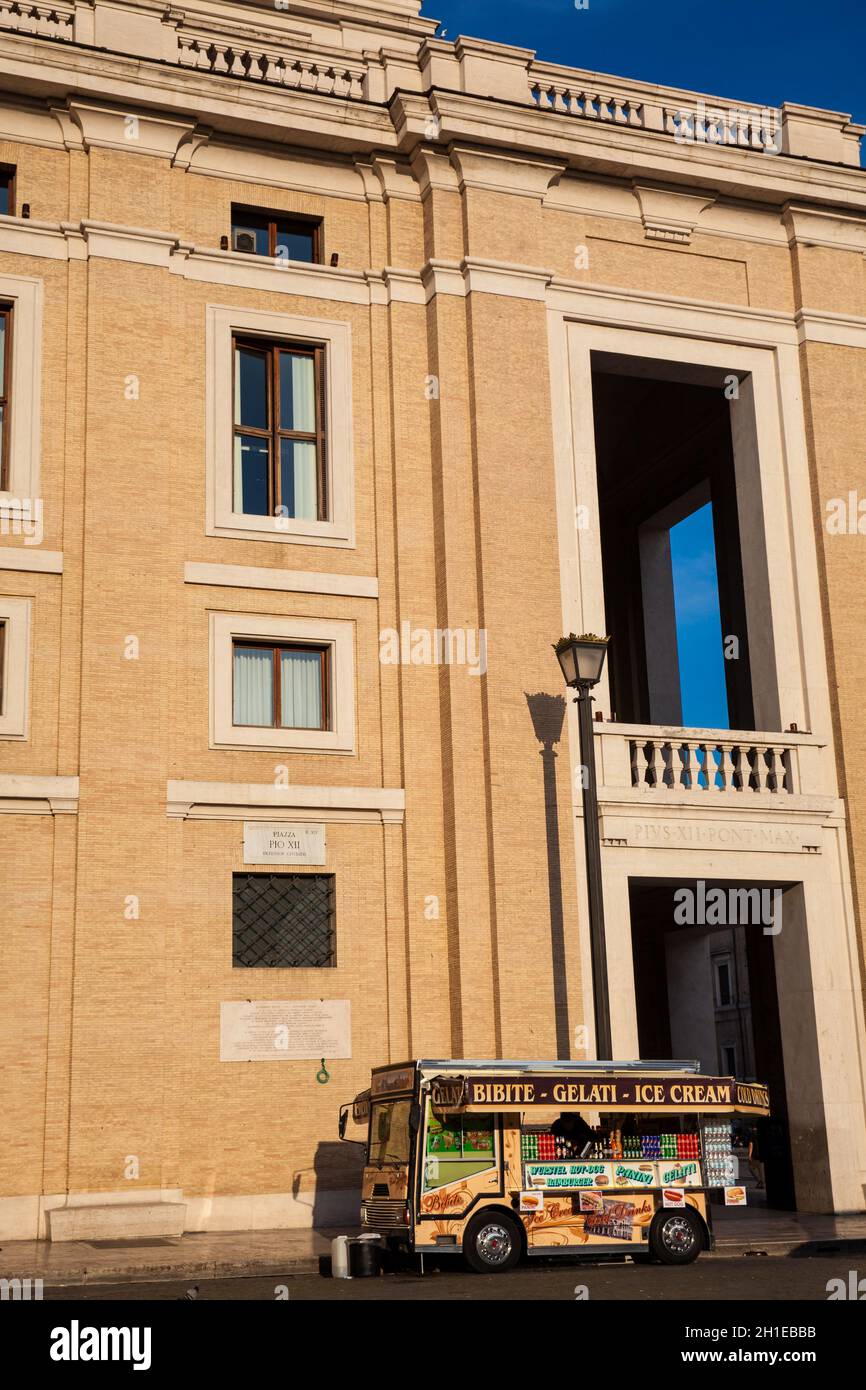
[
  {"x1": 284, "y1": 353, "x2": 315, "y2": 431},
  {"x1": 233, "y1": 647, "x2": 273, "y2": 726},
  {"x1": 281, "y1": 649, "x2": 323, "y2": 729},
  {"x1": 281, "y1": 440, "x2": 317, "y2": 522}
]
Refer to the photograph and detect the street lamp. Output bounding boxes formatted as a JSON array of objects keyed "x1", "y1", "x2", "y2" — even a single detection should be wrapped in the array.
[{"x1": 554, "y1": 633, "x2": 612, "y2": 1060}]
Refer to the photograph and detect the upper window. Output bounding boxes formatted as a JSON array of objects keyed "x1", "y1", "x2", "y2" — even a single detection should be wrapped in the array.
[
  {"x1": 206, "y1": 305, "x2": 354, "y2": 548},
  {"x1": 713, "y1": 955, "x2": 735, "y2": 1008},
  {"x1": 0, "y1": 303, "x2": 11, "y2": 491},
  {"x1": 0, "y1": 167, "x2": 14, "y2": 217},
  {"x1": 233, "y1": 639, "x2": 330, "y2": 732},
  {"x1": 231, "y1": 206, "x2": 321, "y2": 264},
  {"x1": 233, "y1": 337, "x2": 326, "y2": 522}
]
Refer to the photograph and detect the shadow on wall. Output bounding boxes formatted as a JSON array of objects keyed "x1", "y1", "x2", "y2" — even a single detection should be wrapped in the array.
[
  {"x1": 296, "y1": 1141, "x2": 366, "y2": 1228},
  {"x1": 526, "y1": 692, "x2": 569, "y2": 1060}
]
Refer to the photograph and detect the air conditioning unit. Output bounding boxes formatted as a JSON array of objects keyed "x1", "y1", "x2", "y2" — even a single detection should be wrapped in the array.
[{"x1": 233, "y1": 230, "x2": 257, "y2": 254}]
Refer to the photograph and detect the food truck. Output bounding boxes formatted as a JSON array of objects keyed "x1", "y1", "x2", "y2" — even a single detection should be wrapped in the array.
[{"x1": 339, "y1": 1059, "x2": 770, "y2": 1272}]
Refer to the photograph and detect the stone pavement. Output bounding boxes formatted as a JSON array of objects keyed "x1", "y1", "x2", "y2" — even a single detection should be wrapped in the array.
[{"x1": 2, "y1": 1208, "x2": 866, "y2": 1287}]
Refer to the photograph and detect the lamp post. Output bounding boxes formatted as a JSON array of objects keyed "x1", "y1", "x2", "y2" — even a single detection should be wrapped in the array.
[{"x1": 554, "y1": 633, "x2": 612, "y2": 1061}]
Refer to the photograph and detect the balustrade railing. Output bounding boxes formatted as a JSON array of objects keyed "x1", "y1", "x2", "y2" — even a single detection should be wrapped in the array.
[
  {"x1": 177, "y1": 34, "x2": 365, "y2": 100},
  {"x1": 0, "y1": 2, "x2": 73, "y2": 41},
  {"x1": 630, "y1": 736, "x2": 794, "y2": 794}
]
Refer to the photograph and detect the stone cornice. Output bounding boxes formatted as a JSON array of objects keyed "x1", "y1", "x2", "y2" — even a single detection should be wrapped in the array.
[
  {"x1": 166, "y1": 780, "x2": 406, "y2": 823},
  {"x1": 0, "y1": 775, "x2": 79, "y2": 815},
  {"x1": 0, "y1": 24, "x2": 864, "y2": 208}
]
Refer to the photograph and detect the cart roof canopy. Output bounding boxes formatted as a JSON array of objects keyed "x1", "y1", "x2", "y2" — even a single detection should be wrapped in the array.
[
  {"x1": 357, "y1": 1060, "x2": 770, "y2": 1116},
  {"x1": 418, "y1": 1061, "x2": 769, "y2": 1117}
]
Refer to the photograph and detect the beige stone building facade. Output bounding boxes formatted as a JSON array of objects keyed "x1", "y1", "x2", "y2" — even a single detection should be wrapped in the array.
[{"x1": 1, "y1": 0, "x2": 865, "y2": 1238}]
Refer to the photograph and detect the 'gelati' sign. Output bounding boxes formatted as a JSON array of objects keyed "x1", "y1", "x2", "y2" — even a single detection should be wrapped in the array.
[{"x1": 243, "y1": 822, "x2": 325, "y2": 865}]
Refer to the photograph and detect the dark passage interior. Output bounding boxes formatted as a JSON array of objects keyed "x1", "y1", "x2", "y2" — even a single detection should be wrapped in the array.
[
  {"x1": 591, "y1": 356, "x2": 756, "y2": 731},
  {"x1": 629, "y1": 877, "x2": 801, "y2": 1210}
]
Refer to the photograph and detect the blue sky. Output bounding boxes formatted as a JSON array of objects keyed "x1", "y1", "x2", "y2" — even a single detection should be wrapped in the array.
[
  {"x1": 424, "y1": 0, "x2": 866, "y2": 129},
  {"x1": 669, "y1": 505, "x2": 729, "y2": 730}
]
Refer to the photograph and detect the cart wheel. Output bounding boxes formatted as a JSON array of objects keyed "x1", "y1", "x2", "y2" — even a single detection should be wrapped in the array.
[
  {"x1": 463, "y1": 1211, "x2": 522, "y2": 1274},
  {"x1": 649, "y1": 1208, "x2": 703, "y2": 1265}
]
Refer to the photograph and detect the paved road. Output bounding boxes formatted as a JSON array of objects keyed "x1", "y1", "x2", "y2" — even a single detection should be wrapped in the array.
[{"x1": 46, "y1": 1253, "x2": 863, "y2": 1301}]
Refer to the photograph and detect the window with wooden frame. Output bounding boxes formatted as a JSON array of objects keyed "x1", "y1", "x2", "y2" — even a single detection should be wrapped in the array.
[
  {"x1": 232, "y1": 638, "x2": 330, "y2": 732},
  {"x1": 233, "y1": 336, "x2": 326, "y2": 523},
  {"x1": 230, "y1": 206, "x2": 322, "y2": 264},
  {"x1": 0, "y1": 167, "x2": 14, "y2": 217},
  {"x1": 0, "y1": 618, "x2": 6, "y2": 716},
  {"x1": 0, "y1": 303, "x2": 11, "y2": 492}
]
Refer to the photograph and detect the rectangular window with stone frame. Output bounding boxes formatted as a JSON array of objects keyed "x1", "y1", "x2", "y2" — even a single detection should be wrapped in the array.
[
  {"x1": 232, "y1": 872, "x2": 336, "y2": 968},
  {"x1": 232, "y1": 335, "x2": 327, "y2": 522}
]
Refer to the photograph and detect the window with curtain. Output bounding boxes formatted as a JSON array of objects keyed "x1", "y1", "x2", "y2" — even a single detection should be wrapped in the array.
[
  {"x1": 0, "y1": 303, "x2": 11, "y2": 490},
  {"x1": 232, "y1": 640, "x2": 329, "y2": 730},
  {"x1": 232, "y1": 337, "x2": 325, "y2": 522}
]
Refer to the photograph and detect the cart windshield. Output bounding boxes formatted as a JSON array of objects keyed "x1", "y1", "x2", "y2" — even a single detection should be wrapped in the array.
[{"x1": 369, "y1": 1099, "x2": 413, "y2": 1166}]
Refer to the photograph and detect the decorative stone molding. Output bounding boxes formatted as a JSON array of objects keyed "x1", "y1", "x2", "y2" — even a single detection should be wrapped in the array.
[
  {"x1": 782, "y1": 203, "x2": 866, "y2": 255},
  {"x1": 449, "y1": 144, "x2": 567, "y2": 201},
  {"x1": 183, "y1": 562, "x2": 378, "y2": 598},
  {"x1": 53, "y1": 98, "x2": 199, "y2": 160},
  {"x1": 632, "y1": 182, "x2": 717, "y2": 245},
  {"x1": 166, "y1": 780, "x2": 406, "y2": 824},
  {"x1": 780, "y1": 102, "x2": 865, "y2": 169},
  {"x1": 0, "y1": 775, "x2": 79, "y2": 814},
  {"x1": 0, "y1": 548, "x2": 63, "y2": 573}
]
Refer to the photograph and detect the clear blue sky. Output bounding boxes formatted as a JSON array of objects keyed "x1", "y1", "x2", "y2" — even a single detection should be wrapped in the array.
[
  {"x1": 670, "y1": 505, "x2": 729, "y2": 731},
  {"x1": 424, "y1": 0, "x2": 866, "y2": 128}
]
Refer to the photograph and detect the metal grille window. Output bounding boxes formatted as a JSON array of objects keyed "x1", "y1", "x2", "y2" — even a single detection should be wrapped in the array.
[{"x1": 232, "y1": 873, "x2": 336, "y2": 968}]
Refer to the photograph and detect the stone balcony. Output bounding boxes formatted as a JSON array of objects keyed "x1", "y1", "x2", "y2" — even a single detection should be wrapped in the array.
[
  {"x1": 0, "y1": 0, "x2": 861, "y2": 167},
  {"x1": 592, "y1": 724, "x2": 838, "y2": 855}
]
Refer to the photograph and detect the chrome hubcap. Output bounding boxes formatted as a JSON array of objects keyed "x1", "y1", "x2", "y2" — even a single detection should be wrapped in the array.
[
  {"x1": 661, "y1": 1216, "x2": 695, "y2": 1254},
  {"x1": 477, "y1": 1223, "x2": 513, "y2": 1266}
]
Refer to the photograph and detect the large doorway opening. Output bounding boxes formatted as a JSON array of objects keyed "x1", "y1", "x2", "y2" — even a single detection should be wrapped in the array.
[
  {"x1": 591, "y1": 356, "x2": 778, "y2": 732},
  {"x1": 629, "y1": 877, "x2": 828, "y2": 1212}
]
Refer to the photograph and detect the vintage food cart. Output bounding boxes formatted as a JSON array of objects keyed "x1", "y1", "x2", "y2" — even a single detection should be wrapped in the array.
[{"x1": 339, "y1": 1059, "x2": 770, "y2": 1272}]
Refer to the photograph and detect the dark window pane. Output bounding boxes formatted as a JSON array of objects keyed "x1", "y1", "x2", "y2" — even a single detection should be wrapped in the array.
[
  {"x1": 0, "y1": 183, "x2": 8, "y2": 217},
  {"x1": 232, "y1": 873, "x2": 336, "y2": 968},
  {"x1": 234, "y1": 434, "x2": 270, "y2": 515},
  {"x1": 235, "y1": 348, "x2": 268, "y2": 430},
  {"x1": 280, "y1": 439, "x2": 318, "y2": 521},
  {"x1": 278, "y1": 351, "x2": 315, "y2": 432},
  {"x1": 275, "y1": 226, "x2": 316, "y2": 263},
  {"x1": 0, "y1": 314, "x2": 5, "y2": 381}
]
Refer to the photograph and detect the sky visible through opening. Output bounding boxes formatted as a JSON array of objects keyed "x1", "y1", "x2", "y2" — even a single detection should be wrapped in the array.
[{"x1": 669, "y1": 503, "x2": 729, "y2": 731}]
